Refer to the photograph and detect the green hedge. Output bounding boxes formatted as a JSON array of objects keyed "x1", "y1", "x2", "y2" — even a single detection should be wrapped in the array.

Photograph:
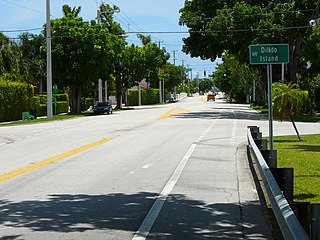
[
  {"x1": 35, "y1": 93, "x2": 69, "y2": 104},
  {"x1": 315, "y1": 87, "x2": 320, "y2": 112},
  {"x1": 128, "y1": 89, "x2": 160, "y2": 106},
  {"x1": 81, "y1": 98, "x2": 95, "y2": 111},
  {"x1": 32, "y1": 93, "x2": 69, "y2": 117},
  {"x1": 35, "y1": 102, "x2": 69, "y2": 117},
  {"x1": 0, "y1": 80, "x2": 34, "y2": 122}
]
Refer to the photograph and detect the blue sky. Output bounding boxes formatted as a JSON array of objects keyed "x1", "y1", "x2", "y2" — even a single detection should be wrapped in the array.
[{"x1": 0, "y1": 0, "x2": 220, "y2": 78}]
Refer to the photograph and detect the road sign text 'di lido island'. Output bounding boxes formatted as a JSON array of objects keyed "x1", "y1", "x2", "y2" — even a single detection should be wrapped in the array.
[{"x1": 249, "y1": 44, "x2": 289, "y2": 65}]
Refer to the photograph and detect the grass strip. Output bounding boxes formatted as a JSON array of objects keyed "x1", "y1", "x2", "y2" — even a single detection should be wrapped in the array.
[{"x1": 274, "y1": 134, "x2": 320, "y2": 203}]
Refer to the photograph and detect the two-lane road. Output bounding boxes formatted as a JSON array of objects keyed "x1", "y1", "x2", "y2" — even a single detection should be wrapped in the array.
[{"x1": 0, "y1": 96, "x2": 319, "y2": 239}]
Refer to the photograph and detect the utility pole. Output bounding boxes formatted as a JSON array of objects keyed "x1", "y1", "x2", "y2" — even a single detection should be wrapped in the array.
[
  {"x1": 97, "y1": 11, "x2": 108, "y2": 103},
  {"x1": 196, "y1": 72, "x2": 200, "y2": 94},
  {"x1": 105, "y1": 81, "x2": 108, "y2": 102},
  {"x1": 158, "y1": 40, "x2": 163, "y2": 104},
  {"x1": 97, "y1": 10, "x2": 100, "y2": 23},
  {"x1": 171, "y1": 50, "x2": 177, "y2": 66},
  {"x1": 181, "y1": 60, "x2": 185, "y2": 92},
  {"x1": 98, "y1": 79, "x2": 103, "y2": 102},
  {"x1": 46, "y1": 0, "x2": 53, "y2": 119}
]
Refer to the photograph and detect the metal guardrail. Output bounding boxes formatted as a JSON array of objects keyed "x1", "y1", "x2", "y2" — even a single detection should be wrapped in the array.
[{"x1": 247, "y1": 127, "x2": 309, "y2": 240}]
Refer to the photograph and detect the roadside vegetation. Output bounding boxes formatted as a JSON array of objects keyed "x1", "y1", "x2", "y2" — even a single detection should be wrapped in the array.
[
  {"x1": 1, "y1": 3, "x2": 213, "y2": 123},
  {"x1": 2, "y1": 0, "x2": 320, "y2": 122},
  {"x1": 180, "y1": 0, "x2": 320, "y2": 113},
  {"x1": 273, "y1": 134, "x2": 320, "y2": 203}
]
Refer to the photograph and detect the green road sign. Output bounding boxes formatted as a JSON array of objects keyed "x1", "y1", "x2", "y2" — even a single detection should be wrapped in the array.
[{"x1": 249, "y1": 44, "x2": 289, "y2": 65}]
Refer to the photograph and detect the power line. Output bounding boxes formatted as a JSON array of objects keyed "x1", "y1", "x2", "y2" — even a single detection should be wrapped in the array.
[
  {"x1": 104, "y1": 0, "x2": 168, "y2": 45},
  {"x1": 0, "y1": 0, "x2": 45, "y2": 15},
  {"x1": 181, "y1": 8, "x2": 316, "y2": 23},
  {"x1": 2, "y1": 23, "x2": 312, "y2": 39},
  {"x1": 126, "y1": 25, "x2": 313, "y2": 34},
  {"x1": 1, "y1": 27, "x2": 43, "y2": 33}
]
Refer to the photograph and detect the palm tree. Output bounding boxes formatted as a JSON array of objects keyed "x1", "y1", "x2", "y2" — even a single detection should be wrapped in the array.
[
  {"x1": 273, "y1": 82, "x2": 308, "y2": 141},
  {"x1": 62, "y1": 5, "x2": 81, "y2": 17},
  {"x1": 137, "y1": 34, "x2": 151, "y2": 46}
]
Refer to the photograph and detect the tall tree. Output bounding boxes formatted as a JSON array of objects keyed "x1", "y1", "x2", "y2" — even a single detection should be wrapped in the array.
[
  {"x1": 97, "y1": 3, "x2": 124, "y2": 36},
  {"x1": 115, "y1": 44, "x2": 145, "y2": 107},
  {"x1": 0, "y1": 32, "x2": 20, "y2": 76},
  {"x1": 143, "y1": 40, "x2": 170, "y2": 88},
  {"x1": 50, "y1": 5, "x2": 125, "y2": 113},
  {"x1": 213, "y1": 53, "x2": 262, "y2": 103},
  {"x1": 18, "y1": 33, "x2": 46, "y2": 93},
  {"x1": 160, "y1": 63, "x2": 186, "y2": 92},
  {"x1": 179, "y1": 0, "x2": 319, "y2": 82},
  {"x1": 120, "y1": 44, "x2": 146, "y2": 89}
]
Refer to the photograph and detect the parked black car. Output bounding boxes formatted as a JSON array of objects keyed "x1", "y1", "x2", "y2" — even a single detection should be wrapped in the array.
[{"x1": 93, "y1": 102, "x2": 113, "y2": 114}]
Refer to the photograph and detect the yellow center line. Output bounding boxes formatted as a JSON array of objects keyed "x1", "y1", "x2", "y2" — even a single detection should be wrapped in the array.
[
  {"x1": 0, "y1": 138, "x2": 112, "y2": 183},
  {"x1": 157, "y1": 107, "x2": 191, "y2": 120}
]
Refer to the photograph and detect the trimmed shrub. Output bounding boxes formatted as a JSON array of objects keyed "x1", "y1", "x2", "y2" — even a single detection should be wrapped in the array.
[
  {"x1": 35, "y1": 93, "x2": 69, "y2": 104},
  {"x1": 55, "y1": 101, "x2": 68, "y2": 114},
  {"x1": 37, "y1": 104, "x2": 47, "y2": 117},
  {"x1": 0, "y1": 80, "x2": 34, "y2": 122},
  {"x1": 127, "y1": 89, "x2": 160, "y2": 106},
  {"x1": 32, "y1": 93, "x2": 69, "y2": 117},
  {"x1": 81, "y1": 98, "x2": 95, "y2": 111},
  {"x1": 146, "y1": 89, "x2": 160, "y2": 105}
]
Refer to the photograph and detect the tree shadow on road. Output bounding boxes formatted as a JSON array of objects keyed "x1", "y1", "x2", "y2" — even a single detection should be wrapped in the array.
[
  {"x1": 175, "y1": 107, "x2": 268, "y2": 121},
  {"x1": 0, "y1": 192, "x2": 271, "y2": 239}
]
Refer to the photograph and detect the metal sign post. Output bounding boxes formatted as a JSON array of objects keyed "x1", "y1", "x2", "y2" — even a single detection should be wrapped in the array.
[
  {"x1": 249, "y1": 44, "x2": 289, "y2": 150},
  {"x1": 267, "y1": 64, "x2": 274, "y2": 150}
]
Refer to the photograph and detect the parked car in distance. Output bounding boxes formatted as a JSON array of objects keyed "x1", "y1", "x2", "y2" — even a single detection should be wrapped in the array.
[
  {"x1": 207, "y1": 92, "x2": 216, "y2": 101},
  {"x1": 93, "y1": 102, "x2": 113, "y2": 114}
]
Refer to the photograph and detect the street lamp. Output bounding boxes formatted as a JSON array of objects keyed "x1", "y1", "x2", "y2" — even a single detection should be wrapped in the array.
[{"x1": 46, "y1": 0, "x2": 53, "y2": 119}]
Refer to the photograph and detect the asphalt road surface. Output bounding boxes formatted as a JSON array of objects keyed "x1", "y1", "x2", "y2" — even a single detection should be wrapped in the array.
[{"x1": 0, "y1": 95, "x2": 319, "y2": 240}]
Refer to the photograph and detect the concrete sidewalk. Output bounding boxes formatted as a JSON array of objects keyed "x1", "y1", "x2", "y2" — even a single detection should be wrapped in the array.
[
  {"x1": 147, "y1": 133, "x2": 275, "y2": 239},
  {"x1": 236, "y1": 142, "x2": 275, "y2": 239}
]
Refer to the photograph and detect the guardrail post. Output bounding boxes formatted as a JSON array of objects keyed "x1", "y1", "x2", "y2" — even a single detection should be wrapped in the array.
[
  {"x1": 255, "y1": 139, "x2": 268, "y2": 150},
  {"x1": 291, "y1": 202, "x2": 311, "y2": 237},
  {"x1": 311, "y1": 204, "x2": 320, "y2": 240},
  {"x1": 270, "y1": 168, "x2": 294, "y2": 203},
  {"x1": 248, "y1": 126, "x2": 262, "y2": 140},
  {"x1": 261, "y1": 150, "x2": 277, "y2": 168}
]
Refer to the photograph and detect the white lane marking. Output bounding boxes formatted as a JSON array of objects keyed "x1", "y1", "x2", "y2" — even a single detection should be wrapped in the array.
[
  {"x1": 132, "y1": 119, "x2": 218, "y2": 240},
  {"x1": 132, "y1": 144, "x2": 196, "y2": 240},
  {"x1": 142, "y1": 163, "x2": 153, "y2": 169},
  {"x1": 231, "y1": 119, "x2": 237, "y2": 144}
]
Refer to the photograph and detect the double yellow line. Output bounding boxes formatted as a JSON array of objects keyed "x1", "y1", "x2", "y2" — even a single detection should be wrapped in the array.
[
  {"x1": 157, "y1": 106, "x2": 191, "y2": 120},
  {"x1": 0, "y1": 138, "x2": 112, "y2": 183}
]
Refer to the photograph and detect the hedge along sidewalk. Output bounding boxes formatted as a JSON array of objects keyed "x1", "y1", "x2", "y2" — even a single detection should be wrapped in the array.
[{"x1": 273, "y1": 134, "x2": 320, "y2": 203}]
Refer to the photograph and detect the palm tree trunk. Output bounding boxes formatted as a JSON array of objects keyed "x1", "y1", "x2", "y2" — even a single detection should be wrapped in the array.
[{"x1": 289, "y1": 114, "x2": 302, "y2": 141}]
